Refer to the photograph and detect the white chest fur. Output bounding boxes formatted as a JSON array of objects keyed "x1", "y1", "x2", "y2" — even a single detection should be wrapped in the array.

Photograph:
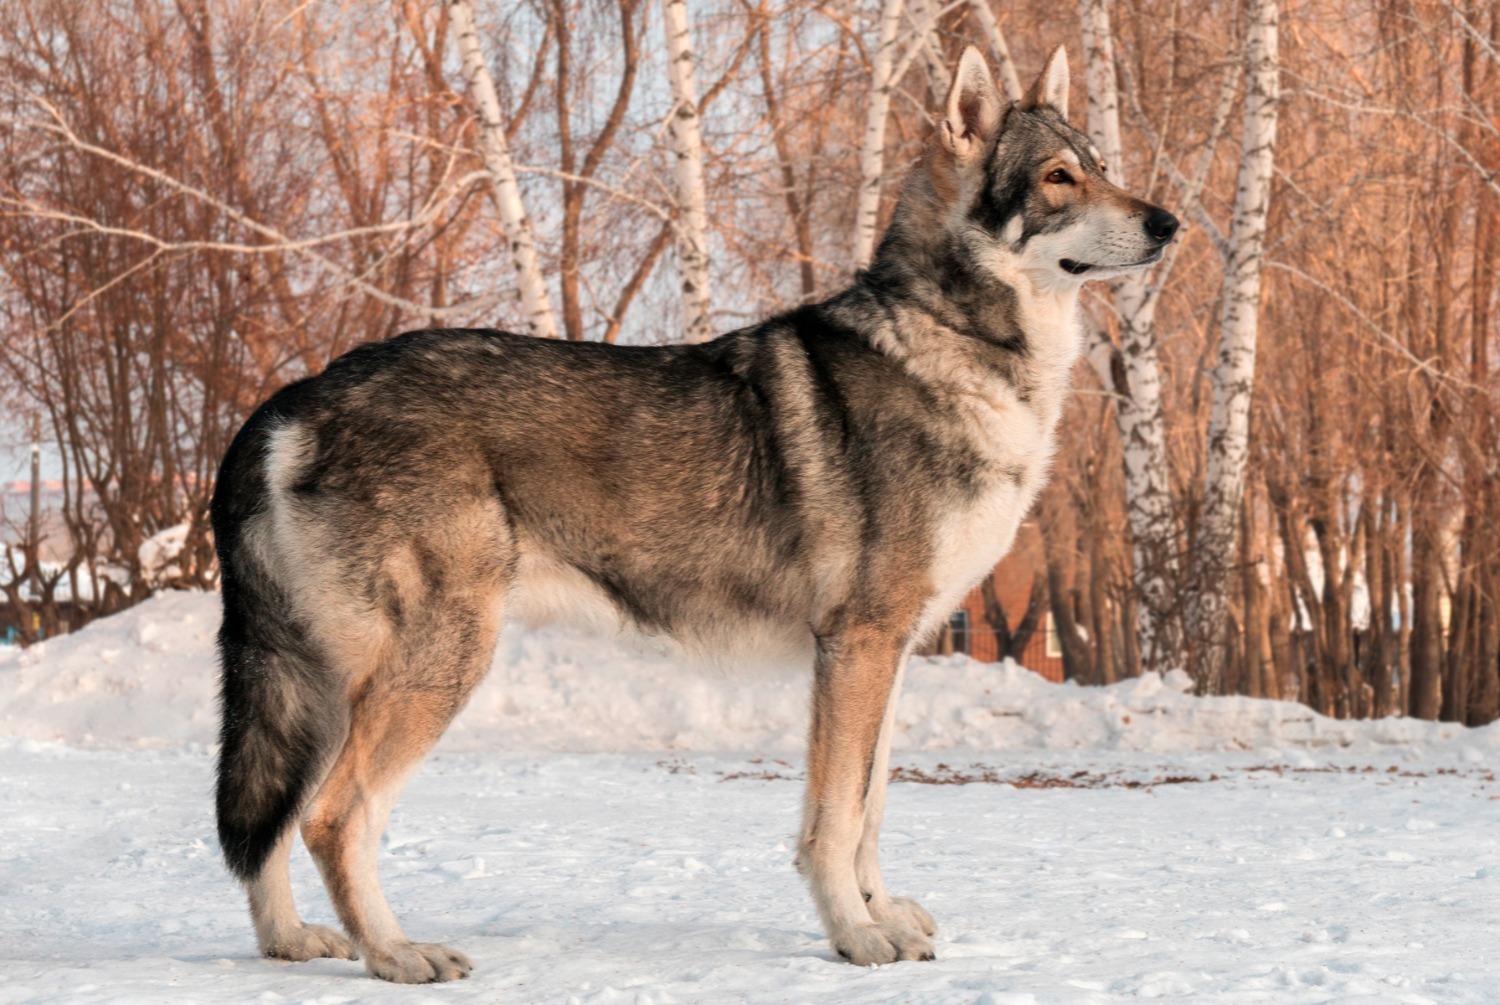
[{"x1": 918, "y1": 280, "x2": 1083, "y2": 633}]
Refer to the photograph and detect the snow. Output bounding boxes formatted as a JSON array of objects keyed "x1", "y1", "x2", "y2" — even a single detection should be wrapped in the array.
[
  {"x1": 138, "y1": 523, "x2": 189, "y2": 589},
  {"x1": 6, "y1": 591, "x2": 1495, "y2": 758},
  {"x1": 2, "y1": 591, "x2": 1498, "y2": 1003}
]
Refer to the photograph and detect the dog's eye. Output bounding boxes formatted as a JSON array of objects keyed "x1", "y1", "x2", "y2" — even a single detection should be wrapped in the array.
[
  {"x1": 1098, "y1": 161, "x2": 1107, "y2": 174},
  {"x1": 1046, "y1": 168, "x2": 1073, "y2": 184}
]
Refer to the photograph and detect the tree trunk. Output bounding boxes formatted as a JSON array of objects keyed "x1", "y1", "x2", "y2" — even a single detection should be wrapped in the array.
[
  {"x1": 448, "y1": 0, "x2": 559, "y2": 339},
  {"x1": 1268, "y1": 557, "x2": 1296, "y2": 703},
  {"x1": 1086, "y1": 504, "x2": 1117, "y2": 685},
  {"x1": 1474, "y1": 552, "x2": 1500, "y2": 726},
  {"x1": 1410, "y1": 521, "x2": 1445, "y2": 720},
  {"x1": 662, "y1": 0, "x2": 714, "y2": 343},
  {"x1": 1444, "y1": 565, "x2": 1473, "y2": 723},
  {"x1": 1078, "y1": 0, "x2": 1122, "y2": 176},
  {"x1": 1395, "y1": 495, "x2": 1413, "y2": 715},
  {"x1": 1240, "y1": 483, "x2": 1270, "y2": 698},
  {"x1": 1467, "y1": 150, "x2": 1499, "y2": 725},
  {"x1": 1076, "y1": 0, "x2": 1209, "y2": 676},
  {"x1": 852, "y1": 0, "x2": 906, "y2": 270},
  {"x1": 1364, "y1": 498, "x2": 1391, "y2": 717},
  {"x1": 979, "y1": 572, "x2": 1047, "y2": 663},
  {"x1": 966, "y1": 0, "x2": 1023, "y2": 101},
  {"x1": 1041, "y1": 499, "x2": 1095, "y2": 682},
  {"x1": 905, "y1": 0, "x2": 951, "y2": 100},
  {"x1": 1187, "y1": 0, "x2": 1278, "y2": 693}
]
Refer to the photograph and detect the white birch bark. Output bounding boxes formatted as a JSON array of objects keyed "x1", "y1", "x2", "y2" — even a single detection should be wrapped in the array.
[
  {"x1": 662, "y1": 0, "x2": 714, "y2": 344},
  {"x1": 967, "y1": 0, "x2": 1023, "y2": 101},
  {"x1": 1078, "y1": 0, "x2": 1122, "y2": 170},
  {"x1": 1190, "y1": 0, "x2": 1279, "y2": 692},
  {"x1": 853, "y1": 0, "x2": 907, "y2": 270},
  {"x1": 906, "y1": 0, "x2": 951, "y2": 99},
  {"x1": 449, "y1": 0, "x2": 558, "y2": 339},
  {"x1": 1079, "y1": 0, "x2": 1184, "y2": 674}
]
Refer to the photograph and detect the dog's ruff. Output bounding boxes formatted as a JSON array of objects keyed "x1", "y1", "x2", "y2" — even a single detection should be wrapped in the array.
[{"x1": 211, "y1": 43, "x2": 1176, "y2": 981}]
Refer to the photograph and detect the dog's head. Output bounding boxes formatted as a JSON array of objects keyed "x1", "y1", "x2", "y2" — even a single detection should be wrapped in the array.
[{"x1": 929, "y1": 45, "x2": 1178, "y2": 284}]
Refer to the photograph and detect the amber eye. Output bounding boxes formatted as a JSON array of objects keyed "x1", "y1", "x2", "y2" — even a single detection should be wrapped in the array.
[
  {"x1": 1098, "y1": 161, "x2": 1108, "y2": 174},
  {"x1": 1046, "y1": 168, "x2": 1073, "y2": 184}
]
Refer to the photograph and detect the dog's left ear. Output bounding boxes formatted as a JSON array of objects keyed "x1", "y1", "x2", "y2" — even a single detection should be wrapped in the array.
[
  {"x1": 1020, "y1": 45, "x2": 1070, "y2": 115},
  {"x1": 939, "y1": 46, "x2": 1003, "y2": 162}
]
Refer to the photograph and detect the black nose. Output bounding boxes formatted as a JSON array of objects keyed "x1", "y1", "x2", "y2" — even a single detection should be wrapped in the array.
[{"x1": 1144, "y1": 207, "x2": 1179, "y2": 244}]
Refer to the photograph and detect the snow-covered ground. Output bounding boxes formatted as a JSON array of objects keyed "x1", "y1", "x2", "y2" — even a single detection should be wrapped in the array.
[{"x1": 2, "y1": 593, "x2": 1498, "y2": 1003}]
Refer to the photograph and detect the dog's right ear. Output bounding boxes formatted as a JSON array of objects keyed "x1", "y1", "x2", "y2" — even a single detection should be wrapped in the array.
[
  {"x1": 939, "y1": 46, "x2": 1003, "y2": 163},
  {"x1": 1019, "y1": 45, "x2": 1070, "y2": 114}
]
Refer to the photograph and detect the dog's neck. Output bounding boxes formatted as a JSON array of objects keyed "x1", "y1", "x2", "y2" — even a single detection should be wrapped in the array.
[{"x1": 842, "y1": 207, "x2": 1084, "y2": 417}]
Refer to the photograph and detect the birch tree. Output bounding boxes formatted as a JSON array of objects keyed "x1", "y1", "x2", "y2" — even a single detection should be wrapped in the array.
[
  {"x1": 967, "y1": 0, "x2": 1023, "y2": 101},
  {"x1": 1188, "y1": 0, "x2": 1279, "y2": 692},
  {"x1": 852, "y1": 0, "x2": 907, "y2": 270},
  {"x1": 449, "y1": 0, "x2": 559, "y2": 339},
  {"x1": 1078, "y1": 0, "x2": 1242, "y2": 676},
  {"x1": 903, "y1": 0, "x2": 946, "y2": 98},
  {"x1": 662, "y1": 0, "x2": 714, "y2": 343},
  {"x1": 1077, "y1": 0, "x2": 1181, "y2": 675}
]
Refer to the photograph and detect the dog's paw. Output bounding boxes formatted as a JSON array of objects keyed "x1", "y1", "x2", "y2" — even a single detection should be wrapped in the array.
[
  {"x1": 872, "y1": 895, "x2": 937, "y2": 937},
  {"x1": 832, "y1": 920, "x2": 936, "y2": 966},
  {"x1": 261, "y1": 923, "x2": 358, "y2": 962},
  {"x1": 365, "y1": 941, "x2": 472, "y2": 983}
]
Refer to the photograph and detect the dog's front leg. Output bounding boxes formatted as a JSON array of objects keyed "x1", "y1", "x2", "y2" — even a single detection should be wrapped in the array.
[
  {"x1": 854, "y1": 657, "x2": 938, "y2": 939},
  {"x1": 798, "y1": 628, "x2": 935, "y2": 965}
]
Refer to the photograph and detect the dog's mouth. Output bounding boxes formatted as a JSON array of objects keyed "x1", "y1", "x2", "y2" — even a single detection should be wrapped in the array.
[{"x1": 1058, "y1": 249, "x2": 1163, "y2": 276}]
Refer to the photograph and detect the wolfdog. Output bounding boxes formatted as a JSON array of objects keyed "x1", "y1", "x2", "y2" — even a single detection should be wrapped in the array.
[{"x1": 212, "y1": 44, "x2": 1176, "y2": 982}]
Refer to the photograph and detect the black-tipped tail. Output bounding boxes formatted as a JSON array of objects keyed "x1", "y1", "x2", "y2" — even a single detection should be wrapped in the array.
[
  {"x1": 215, "y1": 630, "x2": 342, "y2": 880},
  {"x1": 212, "y1": 397, "x2": 343, "y2": 881}
]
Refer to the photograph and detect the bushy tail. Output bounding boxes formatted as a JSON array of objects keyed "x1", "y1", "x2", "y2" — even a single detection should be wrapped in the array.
[
  {"x1": 215, "y1": 616, "x2": 344, "y2": 880},
  {"x1": 212, "y1": 402, "x2": 345, "y2": 881}
]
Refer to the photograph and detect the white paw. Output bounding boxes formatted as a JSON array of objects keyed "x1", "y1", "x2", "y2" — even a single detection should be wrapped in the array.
[
  {"x1": 832, "y1": 920, "x2": 935, "y2": 965},
  {"x1": 261, "y1": 923, "x2": 358, "y2": 962},
  {"x1": 365, "y1": 941, "x2": 473, "y2": 983},
  {"x1": 872, "y1": 895, "x2": 937, "y2": 937}
]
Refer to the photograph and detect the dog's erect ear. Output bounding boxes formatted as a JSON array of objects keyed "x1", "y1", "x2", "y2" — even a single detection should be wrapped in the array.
[
  {"x1": 939, "y1": 46, "x2": 1004, "y2": 162},
  {"x1": 1020, "y1": 45, "x2": 1070, "y2": 114}
]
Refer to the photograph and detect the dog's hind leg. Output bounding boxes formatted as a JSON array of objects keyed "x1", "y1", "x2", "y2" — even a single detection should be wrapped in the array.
[
  {"x1": 300, "y1": 609, "x2": 500, "y2": 984},
  {"x1": 299, "y1": 518, "x2": 508, "y2": 983},
  {"x1": 798, "y1": 627, "x2": 935, "y2": 965},
  {"x1": 854, "y1": 657, "x2": 937, "y2": 939},
  {"x1": 249, "y1": 824, "x2": 358, "y2": 961}
]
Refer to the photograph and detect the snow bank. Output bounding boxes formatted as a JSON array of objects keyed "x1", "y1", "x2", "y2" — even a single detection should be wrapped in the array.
[
  {"x1": 2, "y1": 591, "x2": 1497, "y2": 758},
  {"x1": 0, "y1": 591, "x2": 220, "y2": 748}
]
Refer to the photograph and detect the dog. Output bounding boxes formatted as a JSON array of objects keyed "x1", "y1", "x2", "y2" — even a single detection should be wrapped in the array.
[{"x1": 211, "y1": 43, "x2": 1177, "y2": 982}]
